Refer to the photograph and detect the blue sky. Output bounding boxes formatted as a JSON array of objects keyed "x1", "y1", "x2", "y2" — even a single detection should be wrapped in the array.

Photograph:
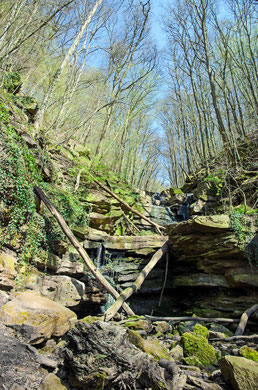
[{"x1": 150, "y1": 0, "x2": 169, "y2": 49}]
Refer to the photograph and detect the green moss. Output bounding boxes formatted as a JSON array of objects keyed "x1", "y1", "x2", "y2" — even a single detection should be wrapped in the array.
[
  {"x1": 3, "y1": 72, "x2": 22, "y2": 94},
  {"x1": 124, "y1": 319, "x2": 151, "y2": 332},
  {"x1": 240, "y1": 346, "x2": 258, "y2": 362},
  {"x1": 184, "y1": 356, "x2": 203, "y2": 367},
  {"x1": 81, "y1": 316, "x2": 103, "y2": 324},
  {"x1": 194, "y1": 323, "x2": 209, "y2": 338},
  {"x1": 182, "y1": 332, "x2": 217, "y2": 367},
  {"x1": 171, "y1": 188, "x2": 183, "y2": 195},
  {"x1": 127, "y1": 330, "x2": 173, "y2": 361}
]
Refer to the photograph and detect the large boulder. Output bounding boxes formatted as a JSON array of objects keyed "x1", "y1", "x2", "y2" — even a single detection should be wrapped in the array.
[
  {"x1": 64, "y1": 320, "x2": 168, "y2": 389},
  {"x1": 24, "y1": 270, "x2": 85, "y2": 307},
  {"x1": 0, "y1": 291, "x2": 77, "y2": 344},
  {"x1": 219, "y1": 355, "x2": 258, "y2": 390}
]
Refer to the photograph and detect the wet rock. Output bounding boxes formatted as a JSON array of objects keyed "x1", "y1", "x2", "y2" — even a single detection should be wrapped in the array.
[
  {"x1": 0, "y1": 291, "x2": 77, "y2": 344},
  {"x1": 219, "y1": 355, "x2": 258, "y2": 390}
]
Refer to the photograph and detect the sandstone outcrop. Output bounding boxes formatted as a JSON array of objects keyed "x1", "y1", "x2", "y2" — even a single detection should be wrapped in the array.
[
  {"x1": 0, "y1": 291, "x2": 77, "y2": 344},
  {"x1": 166, "y1": 215, "x2": 258, "y2": 318}
]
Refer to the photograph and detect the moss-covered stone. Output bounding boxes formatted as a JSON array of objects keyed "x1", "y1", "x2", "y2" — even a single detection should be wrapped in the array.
[
  {"x1": 153, "y1": 321, "x2": 172, "y2": 334},
  {"x1": 240, "y1": 346, "x2": 258, "y2": 362},
  {"x1": 125, "y1": 319, "x2": 152, "y2": 333},
  {"x1": 127, "y1": 330, "x2": 173, "y2": 361},
  {"x1": 181, "y1": 332, "x2": 217, "y2": 367},
  {"x1": 194, "y1": 323, "x2": 209, "y2": 338},
  {"x1": 184, "y1": 356, "x2": 203, "y2": 367},
  {"x1": 81, "y1": 316, "x2": 103, "y2": 325}
]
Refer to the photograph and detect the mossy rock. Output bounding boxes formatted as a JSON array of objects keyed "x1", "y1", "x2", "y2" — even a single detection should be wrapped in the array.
[
  {"x1": 194, "y1": 323, "x2": 209, "y2": 338},
  {"x1": 80, "y1": 316, "x2": 103, "y2": 325},
  {"x1": 240, "y1": 346, "x2": 258, "y2": 362},
  {"x1": 153, "y1": 321, "x2": 172, "y2": 334},
  {"x1": 181, "y1": 332, "x2": 217, "y2": 367},
  {"x1": 125, "y1": 319, "x2": 152, "y2": 333},
  {"x1": 184, "y1": 356, "x2": 203, "y2": 367},
  {"x1": 127, "y1": 330, "x2": 173, "y2": 361}
]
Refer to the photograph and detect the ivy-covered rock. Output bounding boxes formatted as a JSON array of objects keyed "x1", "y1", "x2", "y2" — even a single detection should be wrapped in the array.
[{"x1": 181, "y1": 332, "x2": 217, "y2": 367}]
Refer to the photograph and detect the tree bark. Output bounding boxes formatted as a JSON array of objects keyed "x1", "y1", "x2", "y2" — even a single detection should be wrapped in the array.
[
  {"x1": 235, "y1": 304, "x2": 258, "y2": 336},
  {"x1": 34, "y1": 0, "x2": 104, "y2": 132},
  {"x1": 34, "y1": 186, "x2": 134, "y2": 316},
  {"x1": 93, "y1": 178, "x2": 166, "y2": 234},
  {"x1": 104, "y1": 241, "x2": 169, "y2": 321}
]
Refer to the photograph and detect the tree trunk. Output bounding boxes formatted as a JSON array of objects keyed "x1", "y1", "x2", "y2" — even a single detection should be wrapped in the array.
[{"x1": 235, "y1": 304, "x2": 258, "y2": 336}]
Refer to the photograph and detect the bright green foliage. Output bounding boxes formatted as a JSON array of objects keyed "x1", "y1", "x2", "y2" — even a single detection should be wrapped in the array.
[
  {"x1": 204, "y1": 169, "x2": 225, "y2": 196},
  {"x1": 230, "y1": 211, "x2": 258, "y2": 266},
  {"x1": 181, "y1": 332, "x2": 217, "y2": 367},
  {"x1": 0, "y1": 101, "x2": 45, "y2": 261},
  {"x1": 0, "y1": 93, "x2": 89, "y2": 261},
  {"x1": 3, "y1": 72, "x2": 22, "y2": 94}
]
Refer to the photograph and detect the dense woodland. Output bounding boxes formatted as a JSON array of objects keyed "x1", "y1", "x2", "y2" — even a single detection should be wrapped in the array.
[{"x1": 0, "y1": 0, "x2": 257, "y2": 190}]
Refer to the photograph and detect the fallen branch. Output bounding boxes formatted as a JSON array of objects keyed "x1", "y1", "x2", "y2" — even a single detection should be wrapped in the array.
[
  {"x1": 104, "y1": 241, "x2": 169, "y2": 321},
  {"x1": 34, "y1": 186, "x2": 134, "y2": 317},
  {"x1": 73, "y1": 168, "x2": 84, "y2": 193},
  {"x1": 158, "y1": 249, "x2": 169, "y2": 307},
  {"x1": 235, "y1": 304, "x2": 258, "y2": 336},
  {"x1": 145, "y1": 315, "x2": 242, "y2": 324},
  {"x1": 209, "y1": 334, "x2": 258, "y2": 342},
  {"x1": 93, "y1": 178, "x2": 165, "y2": 234},
  {"x1": 123, "y1": 213, "x2": 140, "y2": 234}
]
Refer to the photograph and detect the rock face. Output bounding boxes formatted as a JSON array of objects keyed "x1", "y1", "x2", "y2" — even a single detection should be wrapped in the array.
[
  {"x1": 166, "y1": 215, "x2": 258, "y2": 318},
  {"x1": 0, "y1": 322, "x2": 49, "y2": 389},
  {"x1": 64, "y1": 320, "x2": 168, "y2": 389},
  {"x1": 219, "y1": 355, "x2": 258, "y2": 390},
  {"x1": 0, "y1": 291, "x2": 77, "y2": 344},
  {"x1": 0, "y1": 249, "x2": 17, "y2": 291}
]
